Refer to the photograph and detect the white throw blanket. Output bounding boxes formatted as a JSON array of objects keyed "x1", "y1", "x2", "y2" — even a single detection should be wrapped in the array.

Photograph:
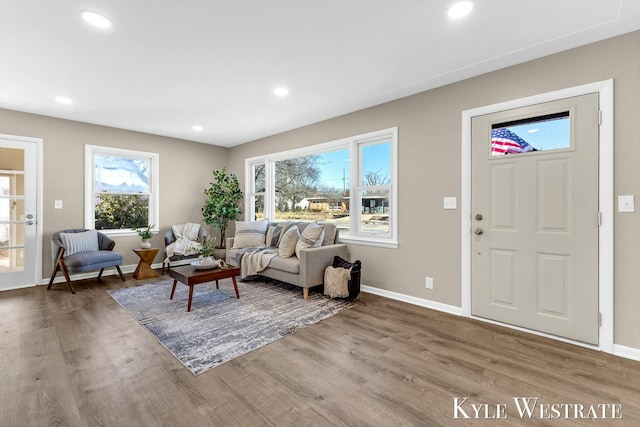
[
  {"x1": 324, "y1": 266, "x2": 351, "y2": 298},
  {"x1": 164, "y1": 223, "x2": 202, "y2": 263},
  {"x1": 240, "y1": 248, "x2": 279, "y2": 279}
]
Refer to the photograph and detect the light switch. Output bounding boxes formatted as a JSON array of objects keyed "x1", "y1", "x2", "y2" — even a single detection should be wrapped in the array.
[
  {"x1": 618, "y1": 195, "x2": 635, "y2": 213},
  {"x1": 54, "y1": 200, "x2": 63, "y2": 209},
  {"x1": 443, "y1": 197, "x2": 457, "y2": 210}
]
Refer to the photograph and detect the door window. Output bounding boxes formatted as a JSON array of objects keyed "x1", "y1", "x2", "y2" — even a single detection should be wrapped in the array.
[{"x1": 491, "y1": 112, "x2": 571, "y2": 156}]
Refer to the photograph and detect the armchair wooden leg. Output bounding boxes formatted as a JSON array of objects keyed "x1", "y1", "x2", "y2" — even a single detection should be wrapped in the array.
[
  {"x1": 47, "y1": 252, "x2": 75, "y2": 294},
  {"x1": 161, "y1": 262, "x2": 165, "y2": 275},
  {"x1": 115, "y1": 266, "x2": 126, "y2": 281},
  {"x1": 97, "y1": 268, "x2": 104, "y2": 281},
  {"x1": 60, "y1": 262, "x2": 75, "y2": 294},
  {"x1": 47, "y1": 264, "x2": 59, "y2": 290},
  {"x1": 303, "y1": 288, "x2": 309, "y2": 300}
]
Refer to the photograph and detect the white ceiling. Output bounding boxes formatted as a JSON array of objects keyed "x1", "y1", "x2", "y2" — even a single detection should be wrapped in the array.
[{"x1": 1, "y1": 1, "x2": 639, "y2": 147}]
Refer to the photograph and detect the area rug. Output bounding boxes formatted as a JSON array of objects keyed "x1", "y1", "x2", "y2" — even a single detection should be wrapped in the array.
[{"x1": 108, "y1": 278, "x2": 355, "y2": 375}]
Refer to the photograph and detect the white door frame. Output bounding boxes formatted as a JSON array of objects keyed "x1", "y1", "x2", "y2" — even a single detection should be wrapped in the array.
[
  {"x1": 461, "y1": 80, "x2": 614, "y2": 353},
  {"x1": 0, "y1": 134, "x2": 43, "y2": 288}
]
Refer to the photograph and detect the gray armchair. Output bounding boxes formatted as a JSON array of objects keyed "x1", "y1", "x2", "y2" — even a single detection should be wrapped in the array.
[
  {"x1": 161, "y1": 226, "x2": 207, "y2": 274},
  {"x1": 47, "y1": 229, "x2": 125, "y2": 294}
]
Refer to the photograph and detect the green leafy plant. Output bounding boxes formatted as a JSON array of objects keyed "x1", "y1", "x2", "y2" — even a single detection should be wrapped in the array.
[
  {"x1": 197, "y1": 236, "x2": 217, "y2": 257},
  {"x1": 202, "y1": 167, "x2": 243, "y2": 248},
  {"x1": 135, "y1": 224, "x2": 154, "y2": 239}
]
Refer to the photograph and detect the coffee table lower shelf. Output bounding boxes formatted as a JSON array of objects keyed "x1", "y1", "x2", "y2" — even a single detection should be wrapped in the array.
[{"x1": 168, "y1": 265, "x2": 241, "y2": 312}]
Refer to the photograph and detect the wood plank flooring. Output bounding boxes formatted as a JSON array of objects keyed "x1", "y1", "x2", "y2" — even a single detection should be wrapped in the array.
[{"x1": 1, "y1": 274, "x2": 639, "y2": 426}]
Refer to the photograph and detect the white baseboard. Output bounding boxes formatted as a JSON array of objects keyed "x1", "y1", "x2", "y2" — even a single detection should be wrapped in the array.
[
  {"x1": 360, "y1": 284, "x2": 463, "y2": 316},
  {"x1": 613, "y1": 344, "x2": 640, "y2": 362}
]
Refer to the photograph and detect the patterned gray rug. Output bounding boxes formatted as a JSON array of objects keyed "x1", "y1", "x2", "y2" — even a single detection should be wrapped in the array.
[{"x1": 108, "y1": 278, "x2": 355, "y2": 375}]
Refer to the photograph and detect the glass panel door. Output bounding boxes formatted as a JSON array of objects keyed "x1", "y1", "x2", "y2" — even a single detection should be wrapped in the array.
[
  {"x1": 0, "y1": 137, "x2": 37, "y2": 290},
  {"x1": 0, "y1": 149, "x2": 25, "y2": 274}
]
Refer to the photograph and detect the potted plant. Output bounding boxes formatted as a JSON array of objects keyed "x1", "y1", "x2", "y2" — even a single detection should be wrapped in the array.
[
  {"x1": 135, "y1": 224, "x2": 154, "y2": 248},
  {"x1": 197, "y1": 236, "x2": 217, "y2": 258},
  {"x1": 202, "y1": 167, "x2": 243, "y2": 256},
  {"x1": 196, "y1": 236, "x2": 218, "y2": 266}
]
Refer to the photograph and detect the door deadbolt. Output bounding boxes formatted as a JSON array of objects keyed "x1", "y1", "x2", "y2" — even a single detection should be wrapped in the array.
[
  {"x1": 474, "y1": 227, "x2": 484, "y2": 235},
  {"x1": 475, "y1": 214, "x2": 483, "y2": 221}
]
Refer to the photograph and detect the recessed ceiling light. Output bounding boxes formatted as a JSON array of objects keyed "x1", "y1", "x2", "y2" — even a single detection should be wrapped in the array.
[
  {"x1": 54, "y1": 96, "x2": 73, "y2": 105},
  {"x1": 528, "y1": 128, "x2": 539, "y2": 133},
  {"x1": 81, "y1": 11, "x2": 112, "y2": 29},
  {"x1": 448, "y1": 1, "x2": 473, "y2": 19},
  {"x1": 273, "y1": 87, "x2": 289, "y2": 97},
  {"x1": 192, "y1": 125, "x2": 204, "y2": 132}
]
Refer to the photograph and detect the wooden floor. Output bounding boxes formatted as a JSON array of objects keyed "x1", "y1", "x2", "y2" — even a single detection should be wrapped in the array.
[{"x1": 1, "y1": 273, "x2": 639, "y2": 427}]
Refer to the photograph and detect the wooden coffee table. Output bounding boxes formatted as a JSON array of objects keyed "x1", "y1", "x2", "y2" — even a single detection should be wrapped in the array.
[{"x1": 168, "y1": 264, "x2": 241, "y2": 312}]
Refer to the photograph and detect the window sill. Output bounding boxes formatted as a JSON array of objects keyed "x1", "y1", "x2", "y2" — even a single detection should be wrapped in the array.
[
  {"x1": 338, "y1": 236, "x2": 398, "y2": 249},
  {"x1": 97, "y1": 229, "x2": 160, "y2": 238}
]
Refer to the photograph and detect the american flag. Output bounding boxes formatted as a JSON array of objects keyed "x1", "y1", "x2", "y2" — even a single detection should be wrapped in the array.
[{"x1": 491, "y1": 128, "x2": 536, "y2": 155}]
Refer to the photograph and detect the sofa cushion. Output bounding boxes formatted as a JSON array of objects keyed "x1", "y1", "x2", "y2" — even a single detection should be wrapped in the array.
[
  {"x1": 319, "y1": 223, "x2": 337, "y2": 245},
  {"x1": 268, "y1": 255, "x2": 300, "y2": 274},
  {"x1": 63, "y1": 250, "x2": 123, "y2": 273},
  {"x1": 232, "y1": 220, "x2": 268, "y2": 248},
  {"x1": 278, "y1": 226, "x2": 299, "y2": 258},
  {"x1": 60, "y1": 230, "x2": 99, "y2": 256},
  {"x1": 295, "y1": 223, "x2": 324, "y2": 258},
  {"x1": 265, "y1": 223, "x2": 285, "y2": 247}
]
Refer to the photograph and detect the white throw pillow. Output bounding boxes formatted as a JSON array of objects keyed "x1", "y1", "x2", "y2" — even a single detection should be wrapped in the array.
[
  {"x1": 60, "y1": 230, "x2": 99, "y2": 256},
  {"x1": 278, "y1": 226, "x2": 299, "y2": 258},
  {"x1": 295, "y1": 223, "x2": 324, "y2": 258},
  {"x1": 232, "y1": 220, "x2": 268, "y2": 249}
]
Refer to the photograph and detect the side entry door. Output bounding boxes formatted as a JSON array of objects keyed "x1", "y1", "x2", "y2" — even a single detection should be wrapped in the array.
[{"x1": 0, "y1": 136, "x2": 38, "y2": 290}]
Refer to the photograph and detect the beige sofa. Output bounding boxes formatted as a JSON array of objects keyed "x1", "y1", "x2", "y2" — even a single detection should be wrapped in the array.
[{"x1": 226, "y1": 222, "x2": 347, "y2": 299}]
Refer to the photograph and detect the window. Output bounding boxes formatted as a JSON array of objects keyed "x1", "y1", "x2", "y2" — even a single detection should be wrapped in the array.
[
  {"x1": 85, "y1": 145, "x2": 159, "y2": 235},
  {"x1": 245, "y1": 127, "x2": 398, "y2": 248},
  {"x1": 491, "y1": 112, "x2": 571, "y2": 156}
]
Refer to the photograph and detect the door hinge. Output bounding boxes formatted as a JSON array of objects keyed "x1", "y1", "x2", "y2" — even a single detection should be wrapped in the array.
[
  {"x1": 598, "y1": 211, "x2": 602, "y2": 226},
  {"x1": 599, "y1": 110, "x2": 603, "y2": 125},
  {"x1": 599, "y1": 312, "x2": 602, "y2": 326}
]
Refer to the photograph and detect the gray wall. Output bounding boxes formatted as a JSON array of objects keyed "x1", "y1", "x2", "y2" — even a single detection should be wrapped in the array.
[
  {"x1": 1, "y1": 31, "x2": 638, "y2": 352},
  {"x1": 228, "y1": 31, "x2": 640, "y2": 350},
  {"x1": 0, "y1": 109, "x2": 227, "y2": 273}
]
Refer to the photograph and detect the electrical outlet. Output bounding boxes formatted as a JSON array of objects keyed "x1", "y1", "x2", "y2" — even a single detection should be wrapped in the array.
[{"x1": 425, "y1": 276, "x2": 433, "y2": 289}]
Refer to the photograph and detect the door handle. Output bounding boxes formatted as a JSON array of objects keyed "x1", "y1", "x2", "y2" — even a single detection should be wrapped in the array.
[{"x1": 474, "y1": 227, "x2": 484, "y2": 235}]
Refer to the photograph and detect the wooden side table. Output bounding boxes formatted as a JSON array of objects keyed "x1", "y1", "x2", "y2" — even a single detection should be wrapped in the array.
[{"x1": 132, "y1": 248, "x2": 159, "y2": 279}]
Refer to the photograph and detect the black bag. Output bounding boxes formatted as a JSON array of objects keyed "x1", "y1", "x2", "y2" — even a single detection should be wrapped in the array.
[{"x1": 332, "y1": 256, "x2": 361, "y2": 301}]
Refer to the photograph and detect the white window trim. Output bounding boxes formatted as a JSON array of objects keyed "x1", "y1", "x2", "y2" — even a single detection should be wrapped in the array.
[
  {"x1": 84, "y1": 145, "x2": 160, "y2": 236},
  {"x1": 244, "y1": 127, "x2": 398, "y2": 248}
]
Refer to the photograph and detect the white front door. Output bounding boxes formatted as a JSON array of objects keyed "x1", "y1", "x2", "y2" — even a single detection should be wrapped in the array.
[
  {"x1": 471, "y1": 93, "x2": 599, "y2": 345},
  {"x1": 0, "y1": 135, "x2": 38, "y2": 290}
]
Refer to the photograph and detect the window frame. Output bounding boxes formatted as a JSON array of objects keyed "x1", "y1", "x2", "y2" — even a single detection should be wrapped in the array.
[
  {"x1": 84, "y1": 145, "x2": 160, "y2": 236},
  {"x1": 244, "y1": 127, "x2": 398, "y2": 248}
]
